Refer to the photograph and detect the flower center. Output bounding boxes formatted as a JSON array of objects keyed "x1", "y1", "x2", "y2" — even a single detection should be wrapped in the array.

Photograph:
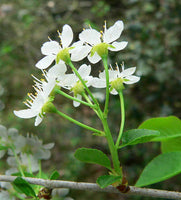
[
  {"x1": 72, "y1": 81, "x2": 85, "y2": 96},
  {"x1": 56, "y1": 48, "x2": 70, "y2": 64},
  {"x1": 91, "y1": 43, "x2": 109, "y2": 58},
  {"x1": 111, "y1": 77, "x2": 125, "y2": 92}
]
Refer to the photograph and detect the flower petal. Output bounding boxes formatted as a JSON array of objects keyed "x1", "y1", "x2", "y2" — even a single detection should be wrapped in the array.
[
  {"x1": 35, "y1": 55, "x2": 56, "y2": 69},
  {"x1": 14, "y1": 109, "x2": 38, "y2": 119},
  {"x1": 35, "y1": 115, "x2": 43, "y2": 126},
  {"x1": 103, "y1": 20, "x2": 124, "y2": 43},
  {"x1": 109, "y1": 41, "x2": 128, "y2": 51},
  {"x1": 41, "y1": 41, "x2": 60, "y2": 55},
  {"x1": 61, "y1": 24, "x2": 73, "y2": 48},
  {"x1": 73, "y1": 94, "x2": 82, "y2": 107},
  {"x1": 63, "y1": 74, "x2": 77, "y2": 87},
  {"x1": 79, "y1": 29, "x2": 101, "y2": 45},
  {"x1": 88, "y1": 52, "x2": 101, "y2": 64},
  {"x1": 78, "y1": 64, "x2": 91, "y2": 77},
  {"x1": 71, "y1": 45, "x2": 91, "y2": 61},
  {"x1": 91, "y1": 78, "x2": 106, "y2": 88},
  {"x1": 110, "y1": 88, "x2": 118, "y2": 95},
  {"x1": 47, "y1": 63, "x2": 67, "y2": 79},
  {"x1": 120, "y1": 67, "x2": 136, "y2": 77},
  {"x1": 124, "y1": 75, "x2": 140, "y2": 84}
]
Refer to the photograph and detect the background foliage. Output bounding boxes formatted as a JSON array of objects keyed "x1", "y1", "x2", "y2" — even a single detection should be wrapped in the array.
[{"x1": 0, "y1": 0, "x2": 180, "y2": 199}]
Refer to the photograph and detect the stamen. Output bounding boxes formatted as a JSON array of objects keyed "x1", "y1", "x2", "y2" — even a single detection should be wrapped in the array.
[
  {"x1": 48, "y1": 36, "x2": 52, "y2": 41},
  {"x1": 31, "y1": 74, "x2": 42, "y2": 83},
  {"x1": 57, "y1": 30, "x2": 61, "y2": 38}
]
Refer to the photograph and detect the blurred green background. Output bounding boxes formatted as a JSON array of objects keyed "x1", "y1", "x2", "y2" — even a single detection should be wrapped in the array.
[{"x1": 0, "y1": 0, "x2": 181, "y2": 199}]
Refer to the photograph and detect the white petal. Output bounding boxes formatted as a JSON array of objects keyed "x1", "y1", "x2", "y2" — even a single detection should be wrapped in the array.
[
  {"x1": 88, "y1": 52, "x2": 101, "y2": 64},
  {"x1": 103, "y1": 20, "x2": 124, "y2": 43},
  {"x1": 110, "y1": 88, "x2": 118, "y2": 95},
  {"x1": 35, "y1": 55, "x2": 56, "y2": 69},
  {"x1": 109, "y1": 41, "x2": 128, "y2": 51},
  {"x1": 14, "y1": 109, "x2": 38, "y2": 119},
  {"x1": 120, "y1": 67, "x2": 136, "y2": 77},
  {"x1": 47, "y1": 63, "x2": 67, "y2": 78},
  {"x1": 41, "y1": 41, "x2": 60, "y2": 55},
  {"x1": 63, "y1": 74, "x2": 77, "y2": 87},
  {"x1": 99, "y1": 70, "x2": 106, "y2": 79},
  {"x1": 61, "y1": 24, "x2": 73, "y2": 48},
  {"x1": 78, "y1": 64, "x2": 91, "y2": 77},
  {"x1": 71, "y1": 45, "x2": 91, "y2": 61},
  {"x1": 73, "y1": 95, "x2": 82, "y2": 107},
  {"x1": 109, "y1": 70, "x2": 118, "y2": 81},
  {"x1": 79, "y1": 29, "x2": 101, "y2": 45},
  {"x1": 124, "y1": 75, "x2": 140, "y2": 84},
  {"x1": 91, "y1": 78, "x2": 106, "y2": 88},
  {"x1": 35, "y1": 115, "x2": 43, "y2": 126}
]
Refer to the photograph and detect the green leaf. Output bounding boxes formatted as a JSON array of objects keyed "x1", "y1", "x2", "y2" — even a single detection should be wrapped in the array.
[
  {"x1": 49, "y1": 170, "x2": 60, "y2": 180},
  {"x1": 74, "y1": 148, "x2": 112, "y2": 170},
  {"x1": 138, "y1": 116, "x2": 181, "y2": 141},
  {"x1": 161, "y1": 137, "x2": 181, "y2": 153},
  {"x1": 119, "y1": 129, "x2": 160, "y2": 148},
  {"x1": 12, "y1": 177, "x2": 37, "y2": 198},
  {"x1": 97, "y1": 175, "x2": 122, "y2": 188},
  {"x1": 12, "y1": 172, "x2": 34, "y2": 177},
  {"x1": 0, "y1": 145, "x2": 9, "y2": 150},
  {"x1": 135, "y1": 152, "x2": 181, "y2": 187},
  {"x1": 138, "y1": 116, "x2": 181, "y2": 153}
]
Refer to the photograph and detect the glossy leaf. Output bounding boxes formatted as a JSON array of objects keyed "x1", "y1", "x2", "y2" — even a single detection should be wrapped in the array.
[
  {"x1": 138, "y1": 116, "x2": 181, "y2": 141},
  {"x1": 74, "y1": 148, "x2": 112, "y2": 170},
  {"x1": 119, "y1": 129, "x2": 160, "y2": 148},
  {"x1": 12, "y1": 177, "x2": 36, "y2": 198},
  {"x1": 97, "y1": 175, "x2": 122, "y2": 188},
  {"x1": 161, "y1": 137, "x2": 181, "y2": 153},
  {"x1": 135, "y1": 152, "x2": 181, "y2": 187}
]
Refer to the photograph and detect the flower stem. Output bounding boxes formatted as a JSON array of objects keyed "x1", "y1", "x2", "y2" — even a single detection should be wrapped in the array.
[
  {"x1": 55, "y1": 109, "x2": 103, "y2": 135},
  {"x1": 67, "y1": 61, "x2": 98, "y2": 107},
  {"x1": 100, "y1": 115, "x2": 122, "y2": 176},
  {"x1": 11, "y1": 146, "x2": 25, "y2": 177},
  {"x1": 102, "y1": 56, "x2": 109, "y2": 116},
  {"x1": 116, "y1": 90, "x2": 125, "y2": 148},
  {"x1": 56, "y1": 89, "x2": 95, "y2": 108}
]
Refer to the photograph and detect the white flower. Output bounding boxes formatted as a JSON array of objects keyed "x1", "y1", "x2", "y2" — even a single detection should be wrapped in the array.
[
  {"x1": 24, "y1": 134, "x2": 54, "y2": 160},
  {"x1": 14, "y1": 74, "x2": 57, "y2": 126},
  {"x1": 35, "y1": 24, "x2": 88, "y2": 69},
  {"x1": 61, "y1": 64, "x2": 93, "y2": 107},
  {"x1": 0, "y1": 125, "x2": 26, "y2": 158},
  {"x1": 92, "y1": 63, "x2": 140, "y2": 95},
  {"x1": 79, "y1": 20, "x2": 128, "y2": 63}
]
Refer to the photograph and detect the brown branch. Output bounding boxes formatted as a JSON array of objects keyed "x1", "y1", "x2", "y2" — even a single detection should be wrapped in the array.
[{"x1": 0, "y1": 175, "x2": 181, "y2": 199}]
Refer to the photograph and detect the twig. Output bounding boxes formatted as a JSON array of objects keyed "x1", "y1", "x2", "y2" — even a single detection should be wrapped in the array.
[{"x1": 0, "y1": 175, "x2": 181, "y2": 199}]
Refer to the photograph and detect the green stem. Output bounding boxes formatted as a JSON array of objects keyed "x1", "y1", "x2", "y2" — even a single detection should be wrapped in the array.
[
  {"x1": 27, "y1": 154, "x2": 33, "y2": 174},
  {"x1": 116, "y1": 90, "x2": 125, "y2": 148},
  {"x1": 102, "y1": 56, "x2": 109, "y2": 116},
  {"x1": 101, "y1": 115, "x2": 122, "y2": 176},
  {"x1": 56, "y1": 109, "x2": 103, "y2": 135},
  {"x1": 81, "y1": 92, "x2": 101, "y2": 118},
  {"x1": 67, "y1": 61, "x2": 98, "y2": 107},
  {"x1": 11, "y1": 146, "x2": 25, "y2": 177},
  {"x1": 56, "y1": 89, "x2": 95, "y2": 108}
]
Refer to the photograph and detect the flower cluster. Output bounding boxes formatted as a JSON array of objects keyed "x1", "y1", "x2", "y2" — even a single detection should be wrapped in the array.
[
  {"x1": 0, "y1": 125, "x2": 54, "y2": 174},
  {"x1": 14, "y1": 20, "x2": 140, "y2": 126}
]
